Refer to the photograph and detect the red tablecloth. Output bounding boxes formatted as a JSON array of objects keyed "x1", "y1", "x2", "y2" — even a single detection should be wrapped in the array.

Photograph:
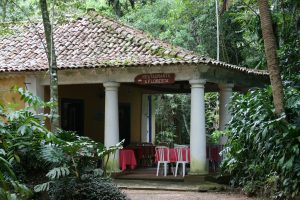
[
  {"x1": 169, "y1": 148, "x2": 190, "y2": 162},
  {"x1": 155, "y1": 148, "x2": 190, "y2": 162},
  {"x1": 209, "y1": 146, "x2": 221, "y2": 162},
  {"x1": 119, "y1": 149, "x2": 137, "y2": 171}
]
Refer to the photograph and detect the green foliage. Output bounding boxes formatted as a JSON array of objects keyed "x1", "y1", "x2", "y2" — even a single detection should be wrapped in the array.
[
  {"x1": 122, "y1": 0, "x2": 260, "y2": 67},
  {"x1": 0, "y1": 151, "x2": 32, "y2": 200},
  {"x1": 0, "y1": 0, "x2": 40, "y2": 22},
  {"x1": 154, "y1": 92, "x2": 219, "y2": 145},
  {"x1": 0, "y1": 0, "x2": 299, "y2": 198},
  {"x1": 0, "y1": 89, "x2": 125, "y2": 199},
  {"x1": 155, "y1": 94, "x2": 190, "y2": 144},
  {"x1": 205, "y1": 93, "x2": 219, "y2": 136},
  {"x1": 48, "y1": 174, "x2": 128, "y2": 200},
  {"x1": 0, "y1": 180, "x2": 32, "y2": 200},
  {"x1": 1, "y1": 88, "x2": 55, "y2": 174},
  {"x1": 209, "y1": 130, "x2": 223, "y2": 144},
  {"x1": 221, "y1": 74, "x2": 300, "y2": 199},
  {"x1": 220, "y1": 1, "x2": 300, "y2": 198},
  {"x1": 122, "y1": 0, "x2": 208, "y2": 54},
  {"x1": 35, "y1": 130, "x2": 123, "y2": 193},
  {"x1": 0, "y1": 88, "x2": 53, "y2": 199},
  {"x1": 155, "y1": 130, "x2": 176, "y2": 146},
  {"x1": 46, "y1": 167, "x2": 70, "y2": 180}
]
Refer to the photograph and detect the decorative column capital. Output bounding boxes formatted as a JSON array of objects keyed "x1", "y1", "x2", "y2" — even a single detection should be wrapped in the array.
[
  {"x1": 103, "y1": 81, "x2": 120, "y2": 91},
  {"x1": 189, "y1": 79, "x2": 206, "y2": 88},
  {"x1": 218, "y1": 83, "x2": 234, "y2": 91}
]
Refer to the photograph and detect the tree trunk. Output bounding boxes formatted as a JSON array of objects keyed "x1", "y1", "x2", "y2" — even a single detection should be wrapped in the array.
[
  {"x1": 39, "y1": 0, "x2": 59, "y2": 131},
  {"x1": 258, "y1": 0, "x2": 285, "y2": 116}
]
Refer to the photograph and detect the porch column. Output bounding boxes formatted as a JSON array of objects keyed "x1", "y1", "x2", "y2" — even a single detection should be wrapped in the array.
[
  {"x1": 25, "y1": 75, "x2": 44, "y2": 114},
  {"x1": 103, "y1": 81, "x2": 120, "y2": 172},
  {"x1": 189, "y1": 79, "x2": 207, "y2": 175},
  {"x1": 150, "y1": 96, "x2": 156, "y2": 143},
  {"x1": 141, "y1": 94, "x2": 148, "y2": 143},
  {"x1": 219, "y1": 83, "x2": 234, "y2": 145}
]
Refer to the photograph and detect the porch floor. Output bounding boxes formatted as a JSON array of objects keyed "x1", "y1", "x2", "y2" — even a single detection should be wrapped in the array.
[
  {"x1": 115, "y1": 167, "x2": 184, "y2": 182},
  {"x1": 113, "y1": 168, "x2": 225, "y2": 192},
  {"x1": 115, "y1": 167, "x2": 220, "y2": 182}
]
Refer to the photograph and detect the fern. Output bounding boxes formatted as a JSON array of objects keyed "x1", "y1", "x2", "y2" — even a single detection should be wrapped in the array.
[{"x1": 46, "y1": 167, "x2": 70, "y2": 180}]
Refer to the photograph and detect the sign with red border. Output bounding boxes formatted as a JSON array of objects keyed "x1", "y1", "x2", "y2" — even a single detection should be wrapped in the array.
[{"x1": 134, "y1": 73, "x2": 175, "y2": 85}]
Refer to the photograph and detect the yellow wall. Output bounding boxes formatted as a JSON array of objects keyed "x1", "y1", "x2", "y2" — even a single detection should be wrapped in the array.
[
  {"x1": 0, "y1": 76, "x2": 25, "y2": 109},
  {"x1": 45, "y1": 84, "x2": 105, "y2": 142},
  {"x1": 45, "y1": 84, "x2": 144, "y2": 144},
  {"x1": 0, "y1": 76, "x2": 153, "y2": 145},
  {"x1": 119, "y1": 85, "x2": 142, "y2": 143}
]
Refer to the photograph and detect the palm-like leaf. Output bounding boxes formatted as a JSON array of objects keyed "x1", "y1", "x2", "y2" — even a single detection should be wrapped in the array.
[
  {"x1": 46, "y1": 167, "x2": 70, "y2": 180},
  {"x1": 34, "y1": 181, "x2": 52, "y2": 192},
  {"x1": 41, "y1": 144, "x2": 65, "y2": 165}
]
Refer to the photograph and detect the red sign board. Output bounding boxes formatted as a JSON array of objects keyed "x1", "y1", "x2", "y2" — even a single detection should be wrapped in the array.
[{"x1": 134, "y1": 73, "x2": 175, "y2": 85}]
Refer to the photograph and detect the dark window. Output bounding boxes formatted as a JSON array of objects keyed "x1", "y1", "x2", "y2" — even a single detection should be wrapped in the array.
[
  {"x1": 61, "y1": 98, "x2": 84, "y2": 136},
  {"x1": 119, "y1": 103, "x2": 131, "y2": 147}
]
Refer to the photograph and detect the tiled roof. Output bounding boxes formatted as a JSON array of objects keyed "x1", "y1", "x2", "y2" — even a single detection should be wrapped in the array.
[{"x1": 0, "y1": 14, "x2": 268, "y2": 76}]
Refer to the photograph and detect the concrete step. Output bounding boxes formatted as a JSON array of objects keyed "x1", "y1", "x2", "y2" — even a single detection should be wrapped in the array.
[{"x1": 113, "y1": 179, "x2": 226, "y2": 192}]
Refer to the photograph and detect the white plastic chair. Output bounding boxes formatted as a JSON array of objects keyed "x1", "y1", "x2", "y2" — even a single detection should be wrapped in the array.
[
  {"x1": 174, "y1": 146, "x2": 189, "y2": 177},
  {"x1": 155, "y1": 146, "x2": 170, "y2": 176}
]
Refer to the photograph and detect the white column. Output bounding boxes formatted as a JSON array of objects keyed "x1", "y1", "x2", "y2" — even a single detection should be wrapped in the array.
[
  {"x1": 189, "y1": 79, "x2": 207, "y2": 175},
  {"x1": 141, "y1": 94, "x2": 148, "y2": 143},
  {"x1": 103, "y1": 81, "x2": 120, "y2": 172},
  {"x1": 219, "y1": 83, "x2": 234, "y2": 145},
  {"x1": 25, "y1": 75, "x2": 44, "y2": 113},
  {"x1": 151, "y1": 96, "x2": 156, "y2": 143}
]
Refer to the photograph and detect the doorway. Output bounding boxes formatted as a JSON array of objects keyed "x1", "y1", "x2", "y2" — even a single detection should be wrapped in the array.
[
  {"x1": 119, "y1": 103, "x2": 131, "y2": 147},
  {"x1": 61, "y1": 98, "x2": 84, "y2": 136}
]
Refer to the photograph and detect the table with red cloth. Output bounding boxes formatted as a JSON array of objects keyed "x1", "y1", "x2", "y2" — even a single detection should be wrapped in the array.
[
  {"x1": 119, "y1": 149, "x2": 137, "y2": 171},
  {"x1": 155, "y1": 148, "x2": 191, "y2": 162},
  {"x1": 208, "y1": 146, "x2": 221, "y2": 162},
  {"x1": 126, "y1": 144, "x2": 155, "y2": 167}
]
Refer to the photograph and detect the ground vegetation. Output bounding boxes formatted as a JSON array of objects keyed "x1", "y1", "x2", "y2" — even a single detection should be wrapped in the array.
[{"x1": 0, "y1": 89, "x2": 126, "y2": 199}]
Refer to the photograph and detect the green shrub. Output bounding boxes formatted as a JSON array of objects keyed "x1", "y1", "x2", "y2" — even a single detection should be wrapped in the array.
[
  {"x1": 34, "y1": 129, "x2": 124, "y2": 199},
  {"x1": 1, "y1": 88, "x2": 125, "y2": 199},
  {"x1": 0, "y1": 88, "x2": 53, "y2": 199},
  {"x1": 221, "y1": 75, "x2": 300, "y2": 199},
  {"x1": 48, "y1": 174, "x2": 128, "y2": 200}
]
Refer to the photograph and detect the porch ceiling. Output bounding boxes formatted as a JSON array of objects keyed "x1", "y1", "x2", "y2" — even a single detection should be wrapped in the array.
[
  {"x1": 45, "y1": 80, "x2": 252, "y2": 95},
  {"x1": 123, "y1": 81, "x2": 249, "y2": 94}
]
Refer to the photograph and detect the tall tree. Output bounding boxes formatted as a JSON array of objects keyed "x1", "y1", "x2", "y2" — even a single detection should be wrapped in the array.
[
  {"x1": 258, "y1": 0, "x2": 285, "y2": 116},
  {"x1": 39, "y1": 0, "x2": 59, "y2": 131},
  {"x1": 221, "y1": 0, "x2": 285, "y2": 115}
]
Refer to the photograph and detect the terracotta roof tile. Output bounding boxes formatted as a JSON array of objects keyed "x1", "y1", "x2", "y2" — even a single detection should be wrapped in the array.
[{"x1": 0, "y1": 14, "x2": 268, "y2": 76}]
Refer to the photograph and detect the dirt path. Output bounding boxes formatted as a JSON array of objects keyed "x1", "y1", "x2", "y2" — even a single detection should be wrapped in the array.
[{"x1": 123, "y1": 189, "x2": 253, "y2": 200}]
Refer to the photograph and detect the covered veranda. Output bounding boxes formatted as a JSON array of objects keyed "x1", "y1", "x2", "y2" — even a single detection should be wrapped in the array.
[
  {"x1": 0, "y1": 14, "x2": 269, "y2": 178},
  {"x1": 25, "y1": 61, "x2": 269, "y2": 177}
]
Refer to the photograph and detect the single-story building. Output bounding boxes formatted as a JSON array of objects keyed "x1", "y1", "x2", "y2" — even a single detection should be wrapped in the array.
[{"x1": 0, "y1": 13, "x2": 269, "y2": 174}]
